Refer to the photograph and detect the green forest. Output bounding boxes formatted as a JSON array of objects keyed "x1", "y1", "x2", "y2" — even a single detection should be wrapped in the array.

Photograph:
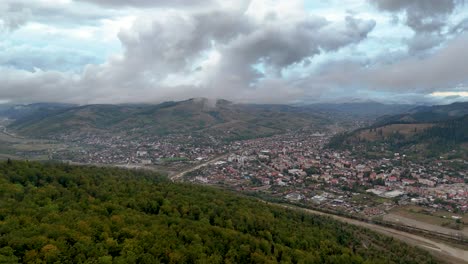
[{"x1": 0, "y1": 161, "x2": 437, "y2": 263}]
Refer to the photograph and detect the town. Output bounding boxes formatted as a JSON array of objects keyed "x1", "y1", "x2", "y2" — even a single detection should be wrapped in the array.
[
  {"x1": 10, "y1": 126, "x2": 468, "y2": 239},
  {"x1": 179, "y1": 132, "x2": 468, "y2": 239}
]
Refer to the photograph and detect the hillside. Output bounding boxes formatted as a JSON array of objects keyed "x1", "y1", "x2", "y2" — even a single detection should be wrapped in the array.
[
  {"x1": 7, "y1": 99, "x2": 330, "y2": 141},
  {"x1": 328, "y1": 102, "x2": 468, "y2": 159},
  {"x1": 374, "y1": 102, "x2": 468, "y2": 126},
  {"x1": 0, "y1": 161, "x2": 438, "y2": 263}
]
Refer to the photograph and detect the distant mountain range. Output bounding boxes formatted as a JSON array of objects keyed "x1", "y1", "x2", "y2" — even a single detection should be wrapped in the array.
[
  {"x1": 0, "y1": 103, "x2": 75, "y2": 120},
  {"x1": 3, "y1": 99, "x2": 460, "y2": 144},
  {"x1": 328, "y1": 102, "x2": 468, "y2": 159},
  {"x1": 374, "y1": 102, "x2": 468, "y2": 125},
  {"x1": 3, "y1": 98, "x2": 330, "y2": 141},
  {"x1": 301, "y1": 102, "x2": 416, "y2": 119}
]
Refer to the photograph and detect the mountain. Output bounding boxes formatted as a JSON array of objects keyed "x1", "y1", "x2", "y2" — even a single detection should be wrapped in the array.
[
  {"x1": 7, "y1": 98, "x2": 330, "y2": 141},
  {"x1": 0, "y1": 161, "x2": 437, "y2": 263},
  {"x1": 328, "y1": 102, "x2": 468, "y2": 159}
]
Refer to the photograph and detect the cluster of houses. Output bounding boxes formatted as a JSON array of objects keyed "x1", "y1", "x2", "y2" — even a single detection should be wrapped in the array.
[
  {"x1": 52, "y1": 133, "x2": 227, "y2": 166},
  {"x1": 50, "y1": 127, "x2": 467, "y2": 217},
  {"x1": 185, "y1": 132, "x2": 468, "y2": 215}
]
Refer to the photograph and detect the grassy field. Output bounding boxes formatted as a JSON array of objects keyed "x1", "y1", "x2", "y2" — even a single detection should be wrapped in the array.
[
  {"x1": 390, "y1": 205, "x2": 467, "y2": 227},
  {"x1": 11, "y1": 143, "x2": 67, "y2": 151},
  {"x1": 160, "y1": 157, "x2": 190, "y2": 163},
  {"x1": 351, "y1": 193, "x2": 392, "y2": 205},
  {"x1": 0, "y1": 153, "x2": 22, "y2": 160},
  {"x1": 0, "y1": 130, "x2": 66, "y2": 160}
]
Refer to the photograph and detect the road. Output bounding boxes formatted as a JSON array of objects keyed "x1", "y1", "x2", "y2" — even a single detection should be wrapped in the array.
[
  {"x1": 170, "y1": 153, "x2": 230, "y2": 181},
  {"x1": 272, "y1": 203, "x2": 468, "y2": 264}
]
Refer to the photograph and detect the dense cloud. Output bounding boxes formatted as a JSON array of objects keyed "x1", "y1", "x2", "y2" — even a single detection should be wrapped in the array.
[
  {"x1": 72, "y1": 9, "x2": 376, "y2": 103},
  {"x1": 372, "y1": 0, "x2": 457, "y2": 29},
  {"x1": 0, "y1": 0, "x2": 467, "y2": 104}
]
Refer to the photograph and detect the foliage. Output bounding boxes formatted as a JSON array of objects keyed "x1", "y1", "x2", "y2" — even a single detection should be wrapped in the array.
[{"x1": 0, "y1": 161, "x2": 437, "y2": 263}]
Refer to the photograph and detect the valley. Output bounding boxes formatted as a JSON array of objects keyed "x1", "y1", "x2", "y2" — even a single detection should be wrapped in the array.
[
  {"x1": 4, "y1": 1, "x2": 468, "y2": 262},
  {"x1": 0, "y1": 99, "x2": 467, "y2": 263}
]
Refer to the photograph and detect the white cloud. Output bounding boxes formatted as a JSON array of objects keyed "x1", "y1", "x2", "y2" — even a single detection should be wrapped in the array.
[{"x1": 431, "y1": 91, "x2": 468, "y2": 97}]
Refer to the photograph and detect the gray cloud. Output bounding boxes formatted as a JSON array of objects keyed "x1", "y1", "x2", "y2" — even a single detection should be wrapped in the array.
[
  {"x1": 75, "y1": 0, "x2": 215, "y2": 8},
  {"x1": 370, "y1": 0, "x2": 463, "y2": 52},
  {"x1": 372, "y1": 0, "x2": 457, "y2": 29},
  {"x1": 116, "y1": 10, "x2": 254, "y2": 77},
  {"x1": 406, "y1": 33, "x2": 445, "y2": 53},
  {"x1": 84, "y1": 10, "x2": 374, "y2": 103},
  {"x1": 0, "y1": 2, "x2": 31, "y2": 31},
  {"x1": 0, "y1": 68, "x2": 77, "y2": 103},
  {"x1": 1, "y1": 1, "x2": 466, "y2": 105},
  {"x1": 365, "y1": 33, "x2": 468, "y2": 91},
  {"x1": 202, "y1": 15, "x2": 375, "y2": 98},
  {"x1": 0, "y1": 7, "x2": 376, "y2": 104},
  {"x1": 0, "y1": 0, "x2": 118, "y2": 33}
]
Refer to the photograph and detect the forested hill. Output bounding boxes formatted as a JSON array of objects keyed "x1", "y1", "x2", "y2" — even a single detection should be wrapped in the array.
[{"x1": 0, "y1": 161, "x2": 437, "y2": 263}]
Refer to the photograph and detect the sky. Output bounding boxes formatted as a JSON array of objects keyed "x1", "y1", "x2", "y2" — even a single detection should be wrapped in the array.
[{"x1": 1, "y1": 0, "x2": 468, "y2": 105}]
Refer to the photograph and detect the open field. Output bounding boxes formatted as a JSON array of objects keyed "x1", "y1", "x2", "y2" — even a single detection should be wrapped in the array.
[
  {"x1": 351, "y1": 193, "x2": 392, "y2": 205},
  {"x1": 0, "y1": 128, "x2": 67, "y2": 160},
  {"x1": 386, "y1": 206, "x2": 468, "y2": 237},
  {"x1": 391, "y1": 205, "x2": 467, "y2": 224},
  {"x1": 0, "y1": 153, "x2": 22, "y2": 160},
  {"x1": 384, "y1": 213, "x2": 468, "y2": 237},
  {"x1": 11, "y1": 143, "x2": 67, "y2": 151}
]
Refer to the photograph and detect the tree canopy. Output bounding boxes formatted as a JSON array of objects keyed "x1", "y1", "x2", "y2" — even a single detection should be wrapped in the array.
[{"x1": 0, "y1": 161, "x2": 437, "y2": 263}]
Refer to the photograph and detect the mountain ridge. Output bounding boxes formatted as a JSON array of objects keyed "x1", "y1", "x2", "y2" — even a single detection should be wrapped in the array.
[{"x1": 6, "y1": 98, "x2": 329, "y2": 141}]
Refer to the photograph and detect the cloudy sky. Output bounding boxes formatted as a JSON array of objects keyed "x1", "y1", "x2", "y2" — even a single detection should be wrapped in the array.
[{"x1": 1, "y1": 0, "x2": 468, "y2": 105}]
